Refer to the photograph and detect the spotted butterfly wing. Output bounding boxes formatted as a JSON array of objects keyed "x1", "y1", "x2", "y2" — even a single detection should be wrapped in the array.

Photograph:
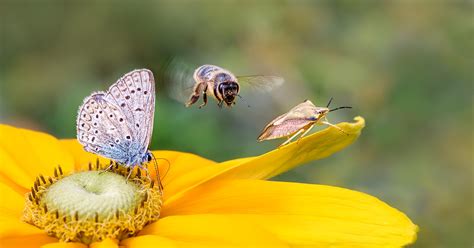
[{"x1": 77, "y1": 69, "x2": 155, "y2": 166}]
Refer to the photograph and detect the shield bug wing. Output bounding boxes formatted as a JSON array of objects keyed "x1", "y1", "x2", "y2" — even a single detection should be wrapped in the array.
[
  {"x1": 258, "y1": 117, "x2": 312, "y2": 141},
  {"x1": 257, "y1": 100, "x2": 319, "y2": 142}
]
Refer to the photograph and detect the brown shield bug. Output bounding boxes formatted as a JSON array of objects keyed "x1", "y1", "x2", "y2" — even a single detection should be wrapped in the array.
[{"x1": 257, "y1": 98, "x2": 352, "y2": 147}]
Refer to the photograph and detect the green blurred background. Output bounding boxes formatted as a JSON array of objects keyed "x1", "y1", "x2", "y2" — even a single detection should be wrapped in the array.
[{"x1": 1, "y1": 1, "x2": 472, "y2": 247}]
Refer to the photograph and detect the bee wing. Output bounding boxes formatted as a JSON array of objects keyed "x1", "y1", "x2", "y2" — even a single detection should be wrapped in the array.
[
  {"x1": 163, "y1": 59, "x2": 197, "y2": 104},
  {"x1": 236, "y1": 75, "x2": 284, "y2": 92}
]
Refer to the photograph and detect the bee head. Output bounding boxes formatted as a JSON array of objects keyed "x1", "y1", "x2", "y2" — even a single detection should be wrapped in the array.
[{"x1": 218, "y1": 82, "x2": 239, "y2": 106}]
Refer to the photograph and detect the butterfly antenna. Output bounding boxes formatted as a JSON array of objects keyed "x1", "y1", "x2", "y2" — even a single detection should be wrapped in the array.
[
  {"x1": 329, "y1": 106, "x2": 352, "y2": 112},
  {"x1": 150, "y1": 153, "x2": 163, "y2": 191},
  {"x1": 326, "y1": 97, "x2": 334, "y2": 108},
  {"x1": 237, "y1": 94, "x2": 251, "y2": 108},
  {"x1": 155, "y1": 157, "x2": 171, "y2": 181}
]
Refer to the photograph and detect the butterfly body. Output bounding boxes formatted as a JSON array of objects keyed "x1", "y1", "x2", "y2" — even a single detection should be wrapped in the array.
[{"x1": 77, "y1": 69, "x2": 155, "y2": 169}]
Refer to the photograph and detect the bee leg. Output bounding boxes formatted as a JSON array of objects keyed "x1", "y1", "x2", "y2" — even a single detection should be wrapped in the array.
[
  {"x1": 199, "y1": 92, "x2": 208, "y2": 109},
  {"x1": 279, "y1": 128, "x2": 305, "y2": 147},
  {"x1": 296, "y1": 124, "x2": 315, "y2": 144},
  {"x1": 186, "y1": 82, "x2": 205, "y2": 107},
  {"x1": 218, "y1": 101, "x2": 223, "y2": 108},
  {"x1": 321, "y1": 120, "x2": 348, "y2": 135},
  {"x1": 186, "y1": 95, "x2": 200, "y2": 107}
]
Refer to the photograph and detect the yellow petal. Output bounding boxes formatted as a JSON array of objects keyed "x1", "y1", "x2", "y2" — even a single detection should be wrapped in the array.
[
  {"x1": 0, "y1": 202, "x2": 55, "y2": 246},
  {"x1": 121, "y1": 235, "x2": 177, "y2": 248},
  {"x1": 148, "y1": 151, "x2": 216, "y2": 196},
  {"x1": 164, "y1": 117, "x2": 365, "y2": 205},
  {"x1": 90, "y1": 238, "x2": 119, "y2": 248},
  {"x1": 41, "y1": 242, "x2": 87, "y2": 248},
  {"x1": 0, "y1": 218, "x2": 47, "y2": 240},
  {"x1": 58, "y1": 139, "x2": 217, "y2": 201},
  {"x1": 0, "y1": 149, "x2": 32, "y2": 192},
  {"x1": 0, "y1": 234, "x2": 58, "y2": 248},
  {"x1": 0, "y1": 125, "x2": 75, "y2": 188},
  {"x1": 0, "y1": 182, "x2": 26, "y2": 219},
  {"x1": 162, "y1": 179, "x2": 417, "y2": 247},
  {"x1": 139, "y1": 215, "x2": 288, "y2": 248}
]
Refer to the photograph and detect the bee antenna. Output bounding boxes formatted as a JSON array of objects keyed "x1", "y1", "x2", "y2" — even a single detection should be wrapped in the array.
[
  {"x1": 329, "y1": 106, "x2": 352, "y2": 112},
  {"x1": 326, "y1": 97, "x2": 334, "y2": 108},
  {"x1": 237, "y1": 94, "x2": 251, "y2": 108}
]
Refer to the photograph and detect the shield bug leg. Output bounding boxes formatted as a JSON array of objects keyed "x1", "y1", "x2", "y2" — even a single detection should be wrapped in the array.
[
  {"x1": 321, "y1": 119, "x2": 348, "y2": 135},
  {"x1": 279, "y1": 128, "x2": 305, "y2": 147},
  {"x1": 296, "y1": 124, "x2": 316, "y2": 144}
]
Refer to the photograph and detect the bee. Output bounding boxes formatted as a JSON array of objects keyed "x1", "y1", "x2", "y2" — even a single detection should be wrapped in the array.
[
  {"x1": 257, "y1": 98, "x2": 352, "y2": 147},
  {"x1": 165, "y1": 61, "x2": 284, "y2": 108}
]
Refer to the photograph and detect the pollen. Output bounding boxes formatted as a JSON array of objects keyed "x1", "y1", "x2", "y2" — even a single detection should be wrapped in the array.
[{"x1": 22, "y1": 161, "x2": 162, "y2": 244}]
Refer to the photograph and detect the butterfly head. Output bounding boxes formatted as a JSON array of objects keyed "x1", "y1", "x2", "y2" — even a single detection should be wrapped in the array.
[{"x1": 146, "y1": 151, "x2": 153, "y2": 162}]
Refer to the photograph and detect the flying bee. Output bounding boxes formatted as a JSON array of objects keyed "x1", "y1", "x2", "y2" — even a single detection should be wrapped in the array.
[
  {"x1": 165, "y1": 61, "x2": 284, "y2": 108},
  {"x1": 258, "y1": 98, "x2": 352, "y2": 147}
]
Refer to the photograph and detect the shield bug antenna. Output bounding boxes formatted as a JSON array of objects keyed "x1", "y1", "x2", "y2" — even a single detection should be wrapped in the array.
[
  {"x1": 329, "y1": 106, "x2": 352, "y2": 112},
  {"x1": 326, "y1": 97, "x2": 333, "y2": 108},
  {"x1": 326, "y1": 97, "x2": 352, "y2": 112}
]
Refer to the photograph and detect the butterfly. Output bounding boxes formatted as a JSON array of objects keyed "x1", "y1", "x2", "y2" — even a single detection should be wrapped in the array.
[{"x1": 76, "y1": 69, "x2": 156, "y2": 179}]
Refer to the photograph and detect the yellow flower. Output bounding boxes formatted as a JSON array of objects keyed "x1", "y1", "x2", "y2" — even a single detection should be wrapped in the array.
[{"x1": 0, "y1": 117, "x2": 417, "y2": 247}]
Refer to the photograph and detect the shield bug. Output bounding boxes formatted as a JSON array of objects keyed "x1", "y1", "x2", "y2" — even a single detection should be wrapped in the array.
[{"x1": 257, "y1": 98, "x2": 352, "y2": 147}]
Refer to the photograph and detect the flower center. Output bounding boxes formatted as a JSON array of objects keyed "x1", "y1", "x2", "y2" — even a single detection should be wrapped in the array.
[{"x1": 22, "y1": 162, "x2": 162, "y2": 244}]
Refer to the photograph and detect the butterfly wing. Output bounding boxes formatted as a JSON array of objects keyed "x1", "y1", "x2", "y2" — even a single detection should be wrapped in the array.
[
  {"x1": 77, "y1": 92, "x2": 134, "y2": 164},
  {"x1": 77, "y1": 69, "x2": 155, "y2": 165},
  {"x1": 105, "y1": 69, "x2": 155, "y2": 152}
]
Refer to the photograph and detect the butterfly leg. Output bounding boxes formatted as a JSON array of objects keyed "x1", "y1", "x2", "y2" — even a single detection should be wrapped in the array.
[
  {"x1": 99, "y1": 161, "x2": 115, "y2": 174},
  {"x1": 186, "y1": 82, "x2": 205, "y2": 107},
  {"x1": 125, "y1": 167, "x2": 134, "y2": 181},
  {"x1": 279, "y1": 128, "x2": 305, "y2": 147}
]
